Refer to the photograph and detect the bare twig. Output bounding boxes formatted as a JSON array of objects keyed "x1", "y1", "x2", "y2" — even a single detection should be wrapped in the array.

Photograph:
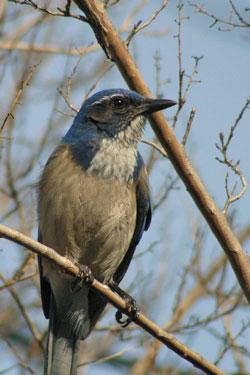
[
  {"x1": 125, "y1": 0, "x2": 169, "y2": 46},
  {"x1": 173, "y1": 1, "x2": 186, "y2": 130},
  {"x1": 120, "y1": 0, "x2": 150, "y2": 32},
  {"x1": 216, "y1": 96, "x2": 250, "y2": 214},
  {"x1": 182, "y1": 108, "x2": 195, "y2": 145},
  {"x1": 0, "y1": 271, "x2": 44, "y2": 353},
  {"x1": 175, "y1": 294, "x2": 243, "y2": 332},
  {"x1": 153, "y1": 174, "x2": 179, "y2": 210},
  {"x1": 5, "y1": 339, "x2": 36, "y2": 374},
  {"x1": 189, "y1": 2, "x2": 250, "y2": 30},
  {"x1": 79, "y1": 343, "x2": 142, "y2": 367},
  {"x1": 0, "y1": 272, "x2": 37, "y2": 291},
  {"x1": 8, "y1": 0, "x2": 87, "y2": 22},
  {"x1": 141, "y1": 138, "x2": 168, "y2": 158},
  {"x1": 103, "y1": 0, "x2": 121, "y2": 8},
  {"x1": 145, "y1": 51, "x2": 170, "y2": 174},
  {"x1": 0, "y1": 64, "x2": 39, "y2": 134},
  {"x1": 83, "y1": 63, "x2": 113, "y2": 102},
  {"x1": 13, "y1": 252, "x2": 36, "y2": 279},
  {"x1": 0, "y1": 40, "x2": 100, "y2": 55},
  {"x1": 172, "y1": 2, "x2": 201, "y2": 130},
  {"x1": 183, "y1": 56, "x2": 202, "y2": 101},
  {"x1": 6, "y1": 13, "x2": 47, "y2": 43},
  {"x1": 229, "y1": 0, "x2": 248, "y2": 25},
  {"x1": 58, "y1": 55, "x2": 84, "y2": 113},
  {"x1": 215, "y1": 320, "x2": 250, "y2": 365}
]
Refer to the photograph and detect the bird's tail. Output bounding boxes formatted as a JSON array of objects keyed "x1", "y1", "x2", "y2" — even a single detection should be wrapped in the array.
[{"x1": 44, "y1": 296, "x2": 80, "y2": 375}]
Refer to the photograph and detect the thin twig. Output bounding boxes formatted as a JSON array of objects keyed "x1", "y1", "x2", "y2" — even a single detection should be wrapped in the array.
[
  {"x1": 153, "y1": 175, "x2": 179, "y2": 210},
  {"x1": 141, "y1": 138, "x2": 168, "y2": 158},
  {"x1": 126, "y1": 0, "x2": 169, "y2": 46},
  {"x1": 4, "y1": 339, "x2": 36, "y2": 375},
  {"x1": 0, "y1": 64, "x2": 39, "y2": 134},
  {"x1": 189, "y1": 2, "x2": 250, "y2": 30},
  {"x1": 8, "y1": 0, "x2": 87, "y2": 22},
  {"x1": 182, "y1": 108, "x2": 195, "y2": 145},
  {"x1": 215, "y1": 320, "x2": 250, "y2": 365},
  {"x1": 172, "y1": 3, "x2": 201, "y2": 130},
  {"x1": 0, "y1": 272, "x2": 37, "y2": 291},
  {"x1": 0, "y1": 40, "x2": 99, "y2": 55},
  {"x1": 83, "y1": 63, "x2": 114, "y2": 102},
  {"x1": 0, "y1": 271, "x2": 44, "y2": 353},
  {"x1": 215, "y1": 96, "x2": 250, "y2": 214},
  {"x1": 79, "y1": 343, "x2": 142, "y2": 367}
]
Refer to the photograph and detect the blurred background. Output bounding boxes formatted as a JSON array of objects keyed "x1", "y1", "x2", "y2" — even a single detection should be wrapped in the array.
[{"x1": 0, "y1": 0, "x2": 250, "y2": 374}]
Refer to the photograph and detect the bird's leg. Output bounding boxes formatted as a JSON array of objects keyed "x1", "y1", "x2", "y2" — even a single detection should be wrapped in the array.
[
  {"x1": 109, "y1": 281, "x2": 140, "y2": 328},
  {"x1": 71, "y1": 264, "x2": 94, "y2": 292}
]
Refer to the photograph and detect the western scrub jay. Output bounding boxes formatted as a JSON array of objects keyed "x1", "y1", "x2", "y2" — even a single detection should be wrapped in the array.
[{"x1": 37, "y1": 88, "x2": 176, "y2": 375}]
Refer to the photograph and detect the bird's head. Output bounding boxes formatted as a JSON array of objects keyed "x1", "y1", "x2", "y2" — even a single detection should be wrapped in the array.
[{"x1": 65, "y1": 89, "x2": 176, "y2": 147}]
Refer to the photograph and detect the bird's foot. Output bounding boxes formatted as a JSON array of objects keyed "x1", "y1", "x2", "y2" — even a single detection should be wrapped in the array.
[
  {"x1": 71, "y1": 264, "x2": 94, "y2": 292},
  {"x1": 109, "y1": 282, "x2": 140, "y2": 327}
]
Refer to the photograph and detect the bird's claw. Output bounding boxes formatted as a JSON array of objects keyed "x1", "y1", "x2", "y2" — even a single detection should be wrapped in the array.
[
  {"x1": 116, "y1": 310, "x2": 132, "y2": 327},
  {"x1": 78, "y1": 264, "x2": 94, "y2": 286},
  {"x1": 115, "y1": 298, "x2": 140, "y2": 328},
  {"x1": 109, "y1": 282, "x2": 140, "y2": 327},
  {"x1": 71, "y1": 264, "x2": 94, "y2": 292}
]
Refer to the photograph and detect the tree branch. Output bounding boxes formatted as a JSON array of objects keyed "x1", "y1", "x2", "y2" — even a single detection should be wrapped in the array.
[{"x1": 0, "y1": 223, "x2": 225, "y2": 375}]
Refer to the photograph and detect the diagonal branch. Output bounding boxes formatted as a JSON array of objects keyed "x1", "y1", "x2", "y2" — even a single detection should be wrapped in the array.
[
  {"x1": 125, "y1": 0, "x2": 169, "y2": 46},
  {"x1": 0, "y1": 64, "x2": 39, "y2": 134},
  {"x1": 72, "y1": 0, "x2": 250, "y2": 304},
  {"x1": 0, "y1": 223, "x2": 225, "y2": 375}
]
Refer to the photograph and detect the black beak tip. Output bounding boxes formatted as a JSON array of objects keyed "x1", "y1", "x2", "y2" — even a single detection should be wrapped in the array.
[
  {"x1": 147, "y1": 98, "x2": 177, "y2": 113},
  {"x1": 170, "y1": 100, "x2": 177, "y2": 107},
  {"x1": 165, "y1": 99, "x2": 177, "y2": 108},
  {"x1": 139, "y1": 97, "x2": 177, "y2": 115}
]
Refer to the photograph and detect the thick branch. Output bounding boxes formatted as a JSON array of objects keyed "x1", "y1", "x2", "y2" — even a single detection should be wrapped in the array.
[
  {"x1": 73, "y1": 0, "x2": 250, "y2": 304},
  {"x1": 0, "y1": 223, "x2": 225, "y2": 375}
]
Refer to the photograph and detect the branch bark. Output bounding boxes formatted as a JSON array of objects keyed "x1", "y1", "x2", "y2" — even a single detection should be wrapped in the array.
[
  {"x1": 73, "y1": 0, "x2": 250, "y2": 303},
  {"x1": 0, "y1": 223, "x2": 225, "y2": 375}
]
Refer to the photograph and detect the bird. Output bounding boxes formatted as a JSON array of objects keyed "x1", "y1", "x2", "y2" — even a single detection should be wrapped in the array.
[{"x1": 37, "y1": 88, "x2": 176, "y2": 375}]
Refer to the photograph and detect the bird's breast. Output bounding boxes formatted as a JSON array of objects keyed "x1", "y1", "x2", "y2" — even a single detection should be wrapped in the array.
[
  {"x1": 38, "y1": 144, "x2": 138, "y2": 282},
  {"x1": 70, "y1": 136, "x2": 140, "y2": 184}
]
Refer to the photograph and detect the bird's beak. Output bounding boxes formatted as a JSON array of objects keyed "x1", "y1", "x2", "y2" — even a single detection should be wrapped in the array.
[{"x1": 138, "y1": 98, "x2": 177, "y2": 114}]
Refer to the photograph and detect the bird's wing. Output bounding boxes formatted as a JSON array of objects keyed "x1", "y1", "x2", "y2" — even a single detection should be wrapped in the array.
[
  {"x1": 87, "y1": 156, "x2": 151, "y2": 332},
  {"x1": 113, "y1": 156, "x2": 151, "y2": 284},
  {"x1": 38, "y1": 230, "x2": 51, "y2": 319}
]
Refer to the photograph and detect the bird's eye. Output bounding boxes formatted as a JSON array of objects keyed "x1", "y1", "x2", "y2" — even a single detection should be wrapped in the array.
[{"x1": 113, "y1": 97, "x2": 125, "y2": 108}]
